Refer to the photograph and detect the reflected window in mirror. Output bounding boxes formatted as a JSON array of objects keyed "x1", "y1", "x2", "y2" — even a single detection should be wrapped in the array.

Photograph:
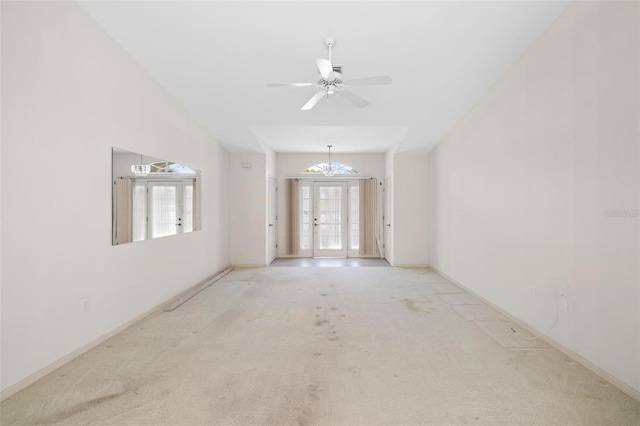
[{"x1": 112, "y1": 148, "x2": 201, "y2": 245}]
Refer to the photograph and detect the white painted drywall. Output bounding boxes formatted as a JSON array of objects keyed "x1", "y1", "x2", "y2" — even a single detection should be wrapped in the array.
[
  {"x1": 384, "y1": 148, "x2": 396, "y2": 264},
  {"x1": 230, "y1": 152, "x2": 267, "y2": 266},
  {"x1": 428, "y1": 1, "x2": 640, "y2": 391},
  {"x1": 1, "y1": 2, "x2": 230, "y2": 392},
  {"x1": 392, "y1": 153, "x2": 429, "y2": 266},
  {"x1": 276, "y1": 153, "x2": 385, "y2": 257},
  {"x1": 264, "y1": 146, "x2": 277, "y2": 264}
]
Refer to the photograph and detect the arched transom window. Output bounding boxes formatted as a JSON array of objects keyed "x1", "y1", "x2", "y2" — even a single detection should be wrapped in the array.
[
  {"x1": 301, "y1": 162, "x2": 359, "y2": 175},
  {"x1": 148, "y1": 161, "x2": 197, "y2": 174}
]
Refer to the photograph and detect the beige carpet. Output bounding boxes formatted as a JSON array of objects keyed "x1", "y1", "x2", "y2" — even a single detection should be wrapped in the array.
[{"x1": 2, "y1": 267, "x2": 639, "y2": 425}]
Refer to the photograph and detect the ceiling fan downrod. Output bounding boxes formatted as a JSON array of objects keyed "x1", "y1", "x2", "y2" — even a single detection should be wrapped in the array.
[{"x1": 324, "y1": 36, "x2": 336, "y2": 64}]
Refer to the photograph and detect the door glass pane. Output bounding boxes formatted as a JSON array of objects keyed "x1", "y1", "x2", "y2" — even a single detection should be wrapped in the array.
[
  {"x1": 318, "y1": 186, "x2": 342, "y2": 250},
  {"x1": 151, "y1": 185, "x2": 177, "y2": 238}
]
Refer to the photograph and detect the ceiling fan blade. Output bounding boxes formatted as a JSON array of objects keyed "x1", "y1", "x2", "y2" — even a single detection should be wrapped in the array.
[
  {"x1": 267, "y1": 83, "x2": 316, "y2": 87},
  {"x1": 336, "y1": 90, "x2": 369, "y2": 108},
  {"x1": 343, "y1": 75, "x2": 392, "y2": 86},
  {"x1": 301, "y1": 90, "x2": 326, "y2": 111},
  {"x1": 316, "y1": 58, "x2": 334, "y2": 81}
]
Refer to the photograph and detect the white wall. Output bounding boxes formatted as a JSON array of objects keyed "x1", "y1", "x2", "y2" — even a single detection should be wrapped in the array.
[
  {"x1": 384, "y1": 148, "x2": 395, "y2": 264},
  {"x1": 264, "y1": 146, "x2": 277, "y2": 264},
  {"x1": 428, "y1": 1, "x2": 639, "y2": 392},
  {"x1": 229, "y1": 153, "x2": 267, "y2": 266},
  {"x1": 392, "y1": 153, "x2": 429, "y2": 266},
  {"x1": 382, "y1": 146, "x2": 429, "y2": 266},
  {"x1": 1, "y1": 2, "x2": 230, "y2": 392},
  {"x1": 277, "y1": 153, "x2": 385, "y2": 257}
]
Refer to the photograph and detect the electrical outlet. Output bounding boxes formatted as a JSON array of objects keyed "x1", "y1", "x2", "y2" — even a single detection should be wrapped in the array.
[
  {"x1": 80, "y1": 298, "x2": 88, "y2": 313},
  {"x1": 528, "y1": 286, "x2": 536, "y2": 298}
]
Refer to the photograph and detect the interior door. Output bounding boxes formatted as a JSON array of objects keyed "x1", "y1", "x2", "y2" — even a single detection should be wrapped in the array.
[
  {"x1": 148, "y1": 181, "x2": 182, "y2": 239},
  {"x1": 268, "y1": 177, "x2": 278, "y2": 264},
  {"x1": 313, "y1": 182, "x2": 348, "y2": 257}
]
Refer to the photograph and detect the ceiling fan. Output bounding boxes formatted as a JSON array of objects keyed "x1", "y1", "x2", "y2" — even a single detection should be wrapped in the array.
[{"x1": 268, "y1": 36, "x2": 392, "y2": 111}]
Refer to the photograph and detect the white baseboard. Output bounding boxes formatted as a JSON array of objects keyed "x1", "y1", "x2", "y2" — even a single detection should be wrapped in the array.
[
  {"x1": 394, "y1": 264, "x2": 430, "y2": 268},
  {"x1": 232, "y1": 264, "x2": 267, "y2": 268},
  {"x1": 0, "y1": 265, "x2": 233, "y2": 402},
  {"x1": 428, "y1": 265, "x2": 640, "y2": 404}
]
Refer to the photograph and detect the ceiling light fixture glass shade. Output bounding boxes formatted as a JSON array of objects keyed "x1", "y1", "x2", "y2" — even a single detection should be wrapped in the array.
[
  {"x1": 131, "y1": 154, "x2": 150, "y2": 177},
  {"x1": 131, "y1": 164, "x2": 150, "y2": 176},
  {"x1": 322, "y1": 145, "x2": 338, "y2": 177}
]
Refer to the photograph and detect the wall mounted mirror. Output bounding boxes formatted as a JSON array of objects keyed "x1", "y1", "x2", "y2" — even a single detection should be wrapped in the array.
[{"x1": 112, "y1": 147, "x2": 201, "y2": 245}]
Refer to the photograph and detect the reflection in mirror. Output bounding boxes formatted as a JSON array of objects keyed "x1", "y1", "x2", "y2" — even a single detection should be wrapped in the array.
[{"x1": 112, "y1": 147, "x2": 201, "y2": 245}]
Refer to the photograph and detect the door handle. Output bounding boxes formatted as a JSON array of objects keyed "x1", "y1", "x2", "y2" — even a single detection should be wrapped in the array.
[
  {"x1": 269, "y1": 224, "x2": 274, "y2": 227},
  {"x1": 386, "y1": 224, "x2": 391, "y2": 227}
]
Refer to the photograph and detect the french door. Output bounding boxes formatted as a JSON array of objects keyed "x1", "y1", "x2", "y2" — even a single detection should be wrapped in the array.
[
  {"x1": 147, "y1": 181, "x2": 193, "y2": 239},
  {"x1": 313, "y1": 182, "x2": 348, "y2": 257}
]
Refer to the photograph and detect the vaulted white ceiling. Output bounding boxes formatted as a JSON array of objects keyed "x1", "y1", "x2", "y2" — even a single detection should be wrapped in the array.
[{"x1": 79, "y1": 1, "x2": 570, "y2": 154}]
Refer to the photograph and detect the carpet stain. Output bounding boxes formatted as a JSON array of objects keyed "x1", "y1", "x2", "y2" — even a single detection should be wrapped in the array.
[
  {"x1": 313, "y1": 352, "x2": 322, "y2": 356},
  {"x1": 328, "y1": 336, "x2": 340, "y2": 341},
  {"x1": 297, "y1": 407, "x2": 312, "y2": 426},
  {"x1": 330, "y1": 307, "x2": 339, "y2": 311},
  {"x1": 315, "y1": 320, "x2": 329, "y2": 326},
  {"x1": 307, "y1": 384, "x2": 322, "y2": 395},
  {"x1": 320, "y1": 294, "x2": 328, "y2": 297},
  {"x1": 404, "y1": 299, "x2": 422, "y2": 312},
  {"x1": 296, "y1": 385, "x2": 322, "y2": 425},
  {"x1": 404, "y1": 298, "x2": 433, "y2": 313}
]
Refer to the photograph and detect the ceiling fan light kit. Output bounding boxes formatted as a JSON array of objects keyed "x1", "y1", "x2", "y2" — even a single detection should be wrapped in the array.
[{"x1": 268, "y1": 36, "x2": 392, "y2": 110}]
